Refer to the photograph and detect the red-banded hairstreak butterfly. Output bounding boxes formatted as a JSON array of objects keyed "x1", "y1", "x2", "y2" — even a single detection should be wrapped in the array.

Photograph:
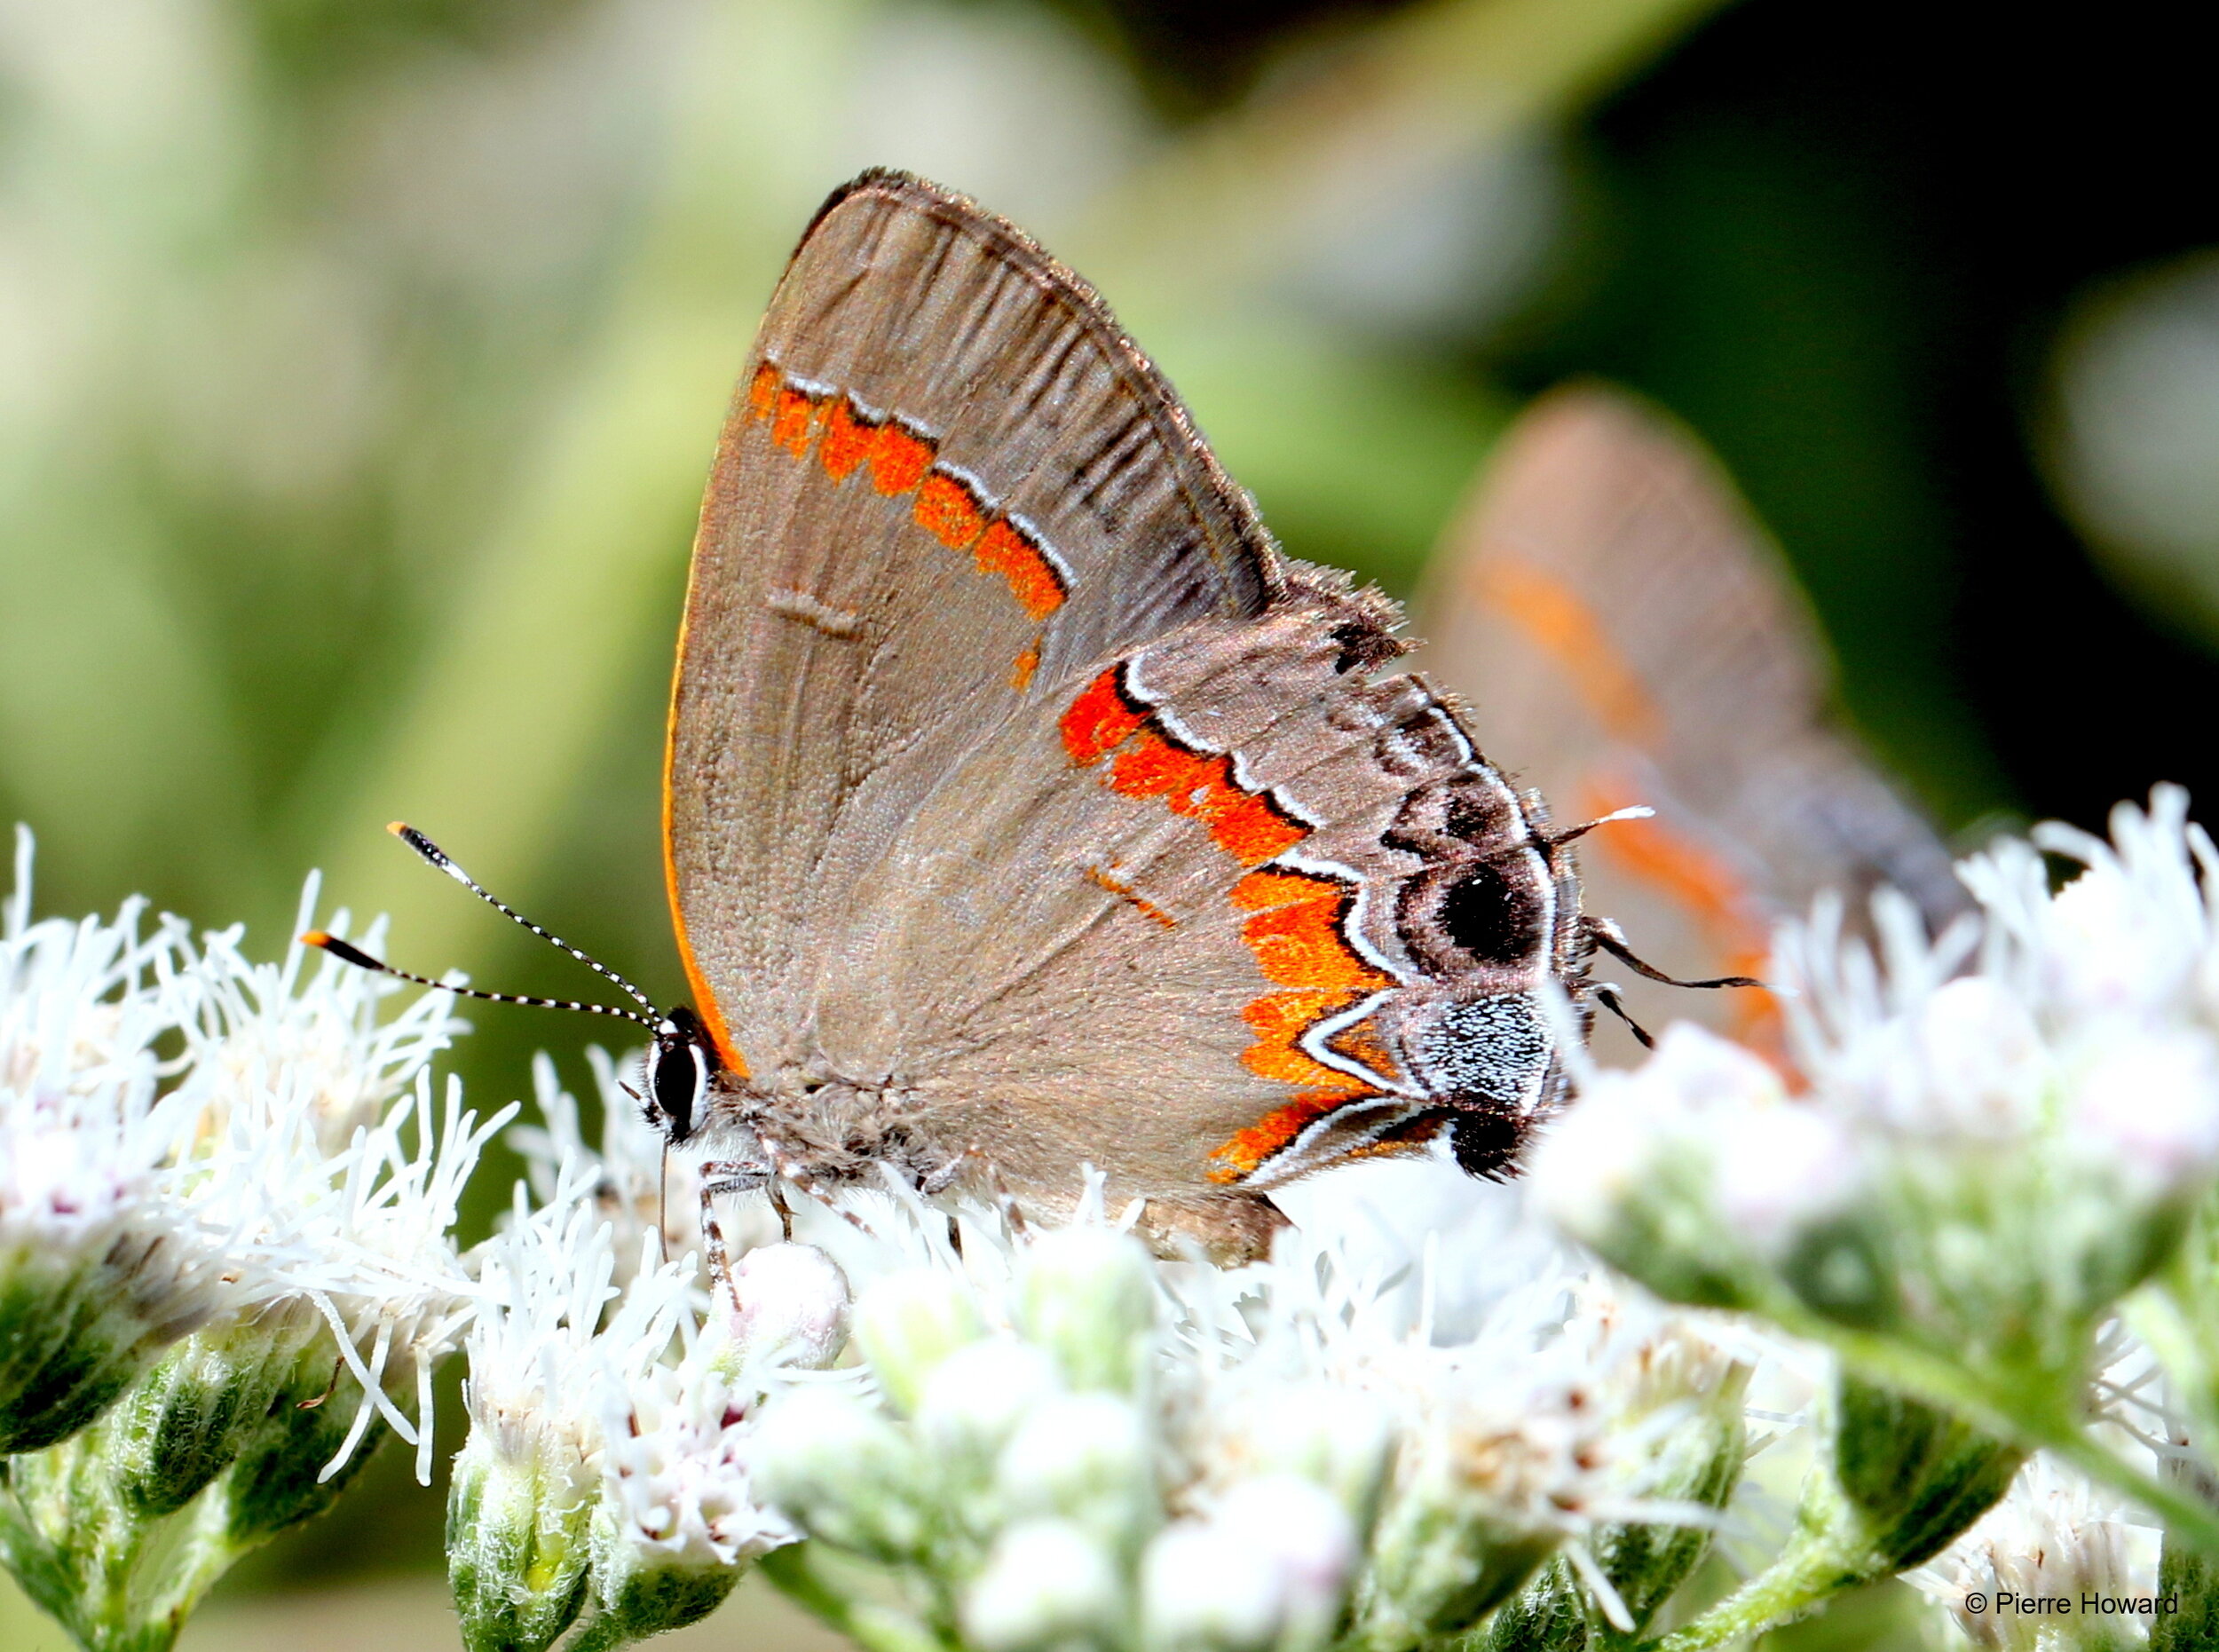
[
  {"x1": 310, "y1": 171, "x2": 1809, "y2": 1262},
  {"x1": 1411, "y1": 383, "x2": 1967, "y2": 1058}
]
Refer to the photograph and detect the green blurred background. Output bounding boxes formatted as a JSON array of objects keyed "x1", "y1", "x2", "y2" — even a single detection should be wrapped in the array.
[{"x1": 4, "y1": 0, "x2": 2215, "y2": 1642}]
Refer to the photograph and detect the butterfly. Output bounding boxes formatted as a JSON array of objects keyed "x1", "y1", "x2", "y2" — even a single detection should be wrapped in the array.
[
  {"x1": 1409, "y1": 383, "x2": 1967, "y2": 1058},
  {"x1": 309, "y1": 171, "x2": 1944, "y2": 1264}
]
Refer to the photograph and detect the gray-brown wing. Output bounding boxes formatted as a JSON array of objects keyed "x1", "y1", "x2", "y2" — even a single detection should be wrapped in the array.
[
  {"x1": 797, "y1": 583, "x2": 1580, "y2": 1243},
  {"x1": 667, "y1": 170, "x2": 1287, "y2": 1077},
  {"x1": 1410, "y1": 383, "x2": 1963, "y2": 1051}
]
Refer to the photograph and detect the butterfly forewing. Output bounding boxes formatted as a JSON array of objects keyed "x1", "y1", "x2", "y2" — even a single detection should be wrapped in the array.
[{"x1": 669, "y1": 171, "x2": 1283, "y2": 1075}]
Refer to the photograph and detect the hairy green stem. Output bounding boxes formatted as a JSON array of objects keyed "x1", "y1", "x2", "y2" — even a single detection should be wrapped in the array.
[
  {"x1": 1647, "y1": 1520, "x2": 1868, "y2": 1652},
  {"x1": 1773, "y1": 1318, "x2": 2219, "y2": 1559},
  {"x1": 757, "y1": 1545, "x2": 958, "y2": 1652}
]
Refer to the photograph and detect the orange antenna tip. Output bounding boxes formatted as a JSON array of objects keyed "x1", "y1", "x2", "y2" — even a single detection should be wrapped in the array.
[
  {"x1": 300, "y1": 930, "x2": 333, "y2": 947},
  {"x1": 385, "y1": 820, "x2": 409, "y2": 837}
]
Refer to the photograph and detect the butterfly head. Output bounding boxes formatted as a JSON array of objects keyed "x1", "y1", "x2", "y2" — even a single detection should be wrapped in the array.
[{"x1": 645, "y1": 1005, "x2": 721, "y2": 1145}]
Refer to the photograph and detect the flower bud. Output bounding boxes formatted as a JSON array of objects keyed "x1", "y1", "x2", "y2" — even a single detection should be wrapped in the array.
[
  {"x1": 584, "y1": 1543, "x2": 743, "y2": 1650},
  {"x1": 107, "y1": 1305, "x2": 326, "y2": 1517},
  {"x1": 446, "y1": 1409, "x2": 598, "y2": 1652},
  {"x1": 1015, "y1": 1228, "x2": 1158, "y2": 1395},
  {"x1": 996, "y1": 1391, "x2": 1158, "y2": 1554},
  {"x1": 582, "y1": 1339, "x2": 792, "y2": 1639},
  {"x1": 1350, "y1": 1379, "x2": 1593, "y2": 1650},
  {"x1": 0, "y1": 1243, "x2": 188, "y2": 1456},
  {"x1": 1591, "y1": 1366, "x2": 1749, "y2": 1632},
  {"x1": 1207, "y1": 1381, "x2": 1392, "y2": 1536},
  {"x1": 217, "y1": 1339, "x2": 391, "y2": 1544},
  {"x1": 1143, "y1": 1520, "x2": 1283, "y2": 1652},
  {"x1": 910, "y1": 1332, "x2": 1065, "y2": 1474},
  {"x1": 726, "y1": 1242, "x2": 852, "y2": 1371},
  {"x1": 1923, "y1": 1457, "x2": 2156, "y2": 1652},
  {"x1": 1822, "y1": 1374, "x2": 2024, "y2": 1574},
  {"x1": 1140, "y1": 1477, "x2": 1354, "y2": 1652},
  {"x1": 1355, "y1": 1485, "x2": 1561, "y2": 1649},
  {"x1": 752, "y1": 1385, "x2": 930, "y2": 1561},
  {"x1": 853, "y1": 1267, "x2": 986, "y2": 1415},
  {"x1": 1527, "y1": 1028, "x2": 1856, "y2": 1316},
  {"x1": 2066, "y1": 1030, "x2": 2219, "y2": 1206},
  {"x1": 963, "y1": 1518, "x2": 1125, "y2": 1652}
]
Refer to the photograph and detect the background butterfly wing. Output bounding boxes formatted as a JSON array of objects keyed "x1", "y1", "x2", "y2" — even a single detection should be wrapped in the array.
[
  {"x1": 668, "y1": 170, "x2": 1286, "y2": 1074},
  {"x1": 1411, "y1": 383, "x2": 1965, "y2": 1051}
]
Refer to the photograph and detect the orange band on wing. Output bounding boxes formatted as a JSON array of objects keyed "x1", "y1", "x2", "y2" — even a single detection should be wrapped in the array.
[
  {"x1": 746, "y1": 366, "x2": 1066, "y2": 665},
  {"x1": 1475, "y1": 559, "x2": 1662, "y2": 747},
  {"x1": 1208, "y1": 1093, "x2": 1348, "y2": 1183},
  {"x1": 1061, "y1": 668, "x2": 1149, "y2": 763},
  {"x1": 1238, "y1": 886, "x2": 1392, "y2": 991},
  {"x1": 1064, "y1": 669, "x2": 1308, "y2": 874},
  {"x1": 1107, "y1": 732, "x2": 1305, "y2": 866},
  {"x1": 772, "y1": 386, "x2": 817, "y2": 456},
  {"x1": 870, "y1": 424, "x2": 934, "y2": 494},
  {"x1": 817, "y1": 397, "x2": 873, "y2": 481},
  {"x1": 746, "y1": 362, "x2": 779, "y2": 419},
  {"x1": 975, "y1": 519, "x2": 1066, "y2": 620},
  {"x1": 914, "y1": 471, "x2": 985, "y2": 549},
  {"x1": 1210, "y1": 869, "x2": 1397, "y2": 1182}
]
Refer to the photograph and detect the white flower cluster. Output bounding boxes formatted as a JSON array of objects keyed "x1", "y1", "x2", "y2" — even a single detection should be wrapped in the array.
[
  {"x1": 0, "y1": 830, "x2": 511, "y2": 1651},
  {"x1": 733, "y1": 1177, "x2": 1749, "y2": 1652},
  {"x1": 450, "y1": 1091, "x2": 846, "y2": 1652},
  {"x1": 0, "y1": 829, "x2": 494, "y2": 1472},
  {"x1": 1529, "y1": 788, "x2": 2219, "y2": 1413},
  {"x1": 455, "y1": 1031, "x2": 1768, "y2": 1652},
  {"x1": 1915, "y1": 1455, "x2": 2164, "y2": 1651}
]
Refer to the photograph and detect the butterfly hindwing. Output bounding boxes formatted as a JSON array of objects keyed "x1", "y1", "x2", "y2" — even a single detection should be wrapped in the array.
[{"x1": 781, "y1": 589, "x2": 1579, "y2": 1252}]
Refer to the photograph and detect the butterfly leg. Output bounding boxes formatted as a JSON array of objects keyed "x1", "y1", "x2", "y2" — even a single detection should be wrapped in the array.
[
  {"x1": 919, "y1": 1150, "x2": 969, "y2": 1198},
  {"x1": 694, "y1": 1159, "x2": 768, "y2": 1307},
  {"x1": 757, "y1": 1138, "x2": 873, "y2": 1236},
  {"x1": 985, "y1": 1161, "x2": 1031, "y2": 1243},
  {"x1": 1590, "y1": 983, "x2": 1655, "y2": 1049},
  {"x1": 1582, "y1": 915, "x2": 1765, "y2": 991}
]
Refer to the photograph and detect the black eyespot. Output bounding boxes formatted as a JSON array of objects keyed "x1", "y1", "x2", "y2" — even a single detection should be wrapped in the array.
[
  {"x1": 1437, "y1": 862, "x2": 1538, "y2": 967},
  {"x1": 1449, "y1": 1111, "x2": 1526, "y2": 1180}
]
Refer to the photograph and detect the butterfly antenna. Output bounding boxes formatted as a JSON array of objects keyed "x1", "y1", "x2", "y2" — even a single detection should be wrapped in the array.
[
  {"x1": 1551, "y1": 804, "x2": 1654, "y2": 847},
  {"x1": 300, "y1": 930, "x2": 658, "y2": 1027},
  {"x1": 384, "y1": 822, "x2": 659, "y2": 1015},
  {"x1": 1583, "y1": 915, "x2": 1764, "y2": 992}
]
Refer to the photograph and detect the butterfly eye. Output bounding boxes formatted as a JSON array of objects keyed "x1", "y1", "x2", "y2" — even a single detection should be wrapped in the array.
[{"x1": 649, "y1": 1035, "x2": 707, "y2": 1144}]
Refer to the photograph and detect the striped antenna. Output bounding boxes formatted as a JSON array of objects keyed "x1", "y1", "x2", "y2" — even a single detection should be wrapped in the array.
[
  {"x1": 300, "y1": 931, "x2": 658, "y2": 1027},
  {"x1": 384, "y1": 822, "x2": 659, "y2": 1015}
]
